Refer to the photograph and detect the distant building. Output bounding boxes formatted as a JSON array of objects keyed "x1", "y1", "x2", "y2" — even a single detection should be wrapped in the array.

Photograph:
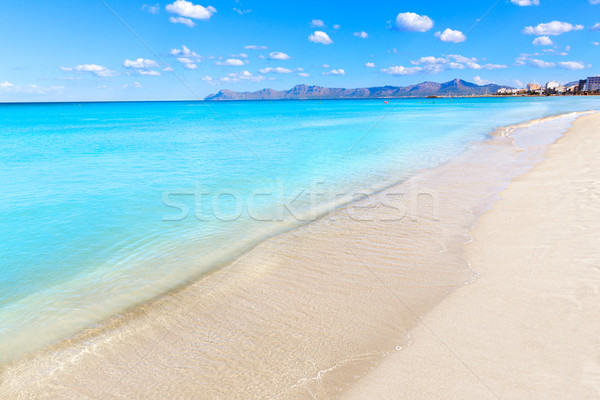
[
  {"x1": 566, "y1": 84, "x2": 579, "y2": 93},
  {"x1": 557, "y1": 85, "x2": 566, "y2": 94},
  {"x1": 587, "y1": 76, "x2": 600, "y2": 92},
  {"x1": 578, "y1": 79, "x2": 587, "y2": 92},
  {"x1": 497, "y1": 88, "x2": 511, "y2": 95},
  {"x1": 527, "y1": 83, "x2": 541, "y2": 91},
  {"x1": 545, "y1": 81, "x2": 559, "y2": 91}
]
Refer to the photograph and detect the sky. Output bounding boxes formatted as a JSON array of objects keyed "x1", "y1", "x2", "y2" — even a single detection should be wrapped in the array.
[{"x1": 1, "y1": 0, "x2": 599, "y2": 102}]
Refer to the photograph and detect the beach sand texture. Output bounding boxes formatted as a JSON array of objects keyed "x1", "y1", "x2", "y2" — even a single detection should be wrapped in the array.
[
  {"x1": 1, "y1": 112, "x2": 597, "y2": 399},
  {"x1": 344, "y1": 112, "x2": 600, "y2": 399}
]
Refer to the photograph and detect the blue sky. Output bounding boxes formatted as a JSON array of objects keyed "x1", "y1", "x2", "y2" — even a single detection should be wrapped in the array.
[{"x1": 1, "y1": 0, "x2": 599, "y2": 101}]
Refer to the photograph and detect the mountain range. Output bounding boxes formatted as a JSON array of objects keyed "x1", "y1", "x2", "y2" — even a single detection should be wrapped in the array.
[{"x1": 204, "y1": 79, "x2": 513, "y2": 101}]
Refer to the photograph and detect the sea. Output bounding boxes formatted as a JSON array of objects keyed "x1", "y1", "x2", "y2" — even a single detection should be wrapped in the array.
[{"x1": 0, "y1": 96, "x2": 598, "y2": 364}]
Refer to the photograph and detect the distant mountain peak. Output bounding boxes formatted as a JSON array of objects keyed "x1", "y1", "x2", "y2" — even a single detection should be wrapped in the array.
[{"x1": 204, "y1": 79, "x2": 513, "y2": 101}]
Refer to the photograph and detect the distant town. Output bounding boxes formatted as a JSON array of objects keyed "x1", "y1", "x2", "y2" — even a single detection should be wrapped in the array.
[{"x1": 497, "y1": 76, "x2": 600, "y2": 96}]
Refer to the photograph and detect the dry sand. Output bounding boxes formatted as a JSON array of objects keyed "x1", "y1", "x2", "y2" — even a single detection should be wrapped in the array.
[{"x1": 343, "y1": 113, "x2": 600, "y2": 399}]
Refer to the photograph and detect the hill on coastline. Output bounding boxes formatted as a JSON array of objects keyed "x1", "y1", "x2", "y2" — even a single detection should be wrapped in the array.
[{"x1": 204, "y1": 79, "x2": 513, "y2": 101}]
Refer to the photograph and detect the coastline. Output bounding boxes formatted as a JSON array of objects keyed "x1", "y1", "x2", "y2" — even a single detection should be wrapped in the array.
[
  {"x1": 343, "y1": 112, "x2": 600, "y2": 398},
  {"x1": 1, "y1": 111, "x2": 596, "y2": 399}
]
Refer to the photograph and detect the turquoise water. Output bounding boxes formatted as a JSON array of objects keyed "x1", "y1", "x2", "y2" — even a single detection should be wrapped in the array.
[{"x1": 0, "y1": 97, "x2": 598, "y2": 362}]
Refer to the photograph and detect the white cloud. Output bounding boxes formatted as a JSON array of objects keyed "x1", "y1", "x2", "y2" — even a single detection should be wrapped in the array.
[
  {"x1": 60, "y1": 64, "x2": 118, "y2": 77},
  {"x1": 533, "y1": 36, "x2": 554, "y2": 45},
  {"x1": 591, "y1": 23, "x2": 600, "y2": 31},
  {"x1": 171, "y1": 45, "x2": 203, "y2": 69},
  {"x1": 308, "y1": 31, "x2": 333, "y2": 44},
  {"x1": 434, "y1": 28, "x2": 466, "y2": 43},
  {"x1": 410, "y1": 54, "x2": 506, "y2": 72},
  {"x1": 216, "y1": 58, "x2": 245, "y2": 66},
  {"x1": 365, "y1": 62, "x2": 375, "y2": 68},
  {"x1": 591, "y1": 0, "x2": 600, "y2": 4},
  {"x1": 593, "y1": 42, "x2": 600, "y2": 46},
  {"x1": 511, "y1": 0, "x2": 539, "y2": 5},
  {"x1": 311, "y1": 19, "x2": 325, "y2": 27},
  {"x1": 528, "y1": 59, "x2": 555, "y2": 68},
  {"x1": 202, "y1": 75, "x2": 216, "y2": 86},
  {"x1": 0, "y1": 82, "x2": 64, "y2": 95},
  {"x1": 514, "y1": 53, "x2": 585, "y2": 69},
  {"x1": 481, "y1": 63, "x2": 507, "y2": 69},
  {"x1": 169, "y1": 16, "x2": 195, "y2": 27},
  {"x1": 220, "y1": 70, "x2": 265, "y2": 83},
  {"x1": 244, "y1": 45, "x2": 268, "y2": 50},
  {"x1": 139, "y1": 70, "x2": 161, "y2": 76},
  {"x1": 322, "y1": 64, "x2": 330, "y2": 68},
  {"x1": 142, "y1": 3, "x2": 160, "y2": 14},
  {"x1": 523, "y1": 21, "x2": 584, "y2": 35},
  {"x1": 381, "y1": 65, "x2": 423, "y2": 75},
  {"x1": 297, "y1": 72, "x2": 310, "y2": 77},
  {"x1": 122, "y1": 81, "x2": 143, "y2": 89},
  {"x1": 473, "y1": 76, "x2": 491, "y2": 85},
  {"x1": 269, "y1": 51, "x2": 290, "y2": 60},
  {"x1": 166, "y1": 1, "x2": 216, "y2": 21},
  {"x1": 557, "y1": 61, "x2": 586, "y2": 70},
  {"x1": 395, "y1": 12, "x2": 434, "y2": 32},
  {"x1": 333, "y1": 24, "x2": 341, "y2": 29},
  {"x1": 412, "y1": 56, "x2": 447, "y2": 65},
  {"x1": 170, "y1": 45, "x2": 191, "y2": 56},
  {"x1": 0, "y1": 81, "x2": 15, "y2": 89},
  {"x1": 233, "y1": 7, "x2": 251, "y2": 15},
  {"x1": 124, "y1": 58, "x2": 160, "y2": 69},
  {"x1": 323, "y1": 69, "x2": 345, "y2": 75},
  {"x1": 353, "y1": 31, "x2": 368, "y2": 39},
  {"x1": 259, "y1": 67, "x2": 293, "y2": 74}
]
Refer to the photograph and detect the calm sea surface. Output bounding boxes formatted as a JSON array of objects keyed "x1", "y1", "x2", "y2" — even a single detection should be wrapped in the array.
[{"x1": 0, "y1": 97, "x2": 598, "y2": 363}]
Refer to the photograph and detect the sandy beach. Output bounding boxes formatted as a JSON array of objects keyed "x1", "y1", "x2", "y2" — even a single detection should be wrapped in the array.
[
  {"x1": 1, "y1": 112, "x2": 598, "y2": 399},
  {"x1": 344, "y1": 112, "x2": 600, "y2": 399}
]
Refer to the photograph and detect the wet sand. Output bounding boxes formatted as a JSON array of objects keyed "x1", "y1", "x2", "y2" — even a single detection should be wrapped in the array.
[
  {"x1": 343, "y1": 112, "x2": 600, "y2": 399},
  {"x1": 1, "y1": 112, "x2": 595, "y2": 399}
]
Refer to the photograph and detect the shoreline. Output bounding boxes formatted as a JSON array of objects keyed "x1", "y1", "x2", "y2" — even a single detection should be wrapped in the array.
[
  {"x1": 343, "y1": 112, "x2": 600, "y2": 398},
  {"x1": 1, "y1": 111, "x2": 595, "y2": 398}
]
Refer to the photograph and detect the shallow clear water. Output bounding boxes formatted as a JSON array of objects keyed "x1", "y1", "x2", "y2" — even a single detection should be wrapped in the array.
[{"x1": 0, "y1": 97, "x2": 598, "y2": 363}]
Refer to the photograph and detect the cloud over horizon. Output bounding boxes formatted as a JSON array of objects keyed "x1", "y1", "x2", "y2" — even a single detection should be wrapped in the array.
[{"x1": 383, "y1": 54, "x2": 506, "y2": 76}]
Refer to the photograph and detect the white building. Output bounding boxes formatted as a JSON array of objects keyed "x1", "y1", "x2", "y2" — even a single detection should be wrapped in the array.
[
  {"x1": 587, "y1": 76, "x2": 600, "y2": 92},
  {"x1": 545, "y1": 81, "x2": 559, "y2": 91}
]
